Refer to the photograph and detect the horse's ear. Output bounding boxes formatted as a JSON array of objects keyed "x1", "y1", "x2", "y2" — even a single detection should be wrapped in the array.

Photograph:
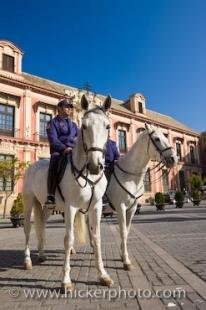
[
  {"x1": 103, "y1": 95, "x2": 112, "y2": 111},
  {"x1": 81, "y1": 95, "x2": 89, "y2": 111},
  {"x1": 145, "y1": 123, "x2": 149, "y2": 131}
]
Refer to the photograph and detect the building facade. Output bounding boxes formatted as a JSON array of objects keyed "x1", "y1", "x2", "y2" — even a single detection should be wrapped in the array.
[
  {"x1": 0, "y1": 40, "x2": 203, "y2": 214},
  {"x1": 199, "y1": 132, "x2": 206, "y2": 177}
]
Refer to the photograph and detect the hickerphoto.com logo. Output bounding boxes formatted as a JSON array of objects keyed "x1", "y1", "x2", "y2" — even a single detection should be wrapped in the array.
[{"x1": 8, "y1": 286, "x2": 186, "y2": 301}]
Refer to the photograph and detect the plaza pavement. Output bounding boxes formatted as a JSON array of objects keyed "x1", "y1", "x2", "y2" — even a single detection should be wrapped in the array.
[{"x1": 0, "y1": 202, "x2": 206, "y2": 310}]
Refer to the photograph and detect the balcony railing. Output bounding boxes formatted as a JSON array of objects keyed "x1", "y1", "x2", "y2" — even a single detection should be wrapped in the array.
[{"x1": 0, "y1": 129, "x2": 49, "y2": 144}]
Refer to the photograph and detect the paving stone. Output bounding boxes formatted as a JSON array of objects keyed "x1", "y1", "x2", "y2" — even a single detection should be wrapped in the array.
[{"x1": 1, "y1": 206, "x2": 206, "y2": 309}]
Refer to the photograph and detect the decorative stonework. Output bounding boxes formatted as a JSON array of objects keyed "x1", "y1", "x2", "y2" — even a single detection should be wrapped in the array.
[
  {"x1": 0, "y1": 40, "x2": 23, "y2": 74},
  {"x1": 0, "y1": 141, "x2": 16, "y2": 155},
  {"x1": 36, "y1": 145, "x2": 50, "y2": 159},
  {"x1": 129, "y1": 93, "x2": 146, "y2": 114}
]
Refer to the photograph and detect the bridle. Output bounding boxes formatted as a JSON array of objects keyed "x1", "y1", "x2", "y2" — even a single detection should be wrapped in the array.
[
  {"x1": 148, "y1": 130, "x2": 173, "y2": 159},
  {"x1": 81, "y1": 106, "x2": 108, "y2": 156},
  {"x1": 106, "y1": 129, "x2": 173, "y2": 211},
  {"x1": 70, "y1": 107, "x2": 109, "y2": 214},
  {"x1": 81, "y1": 128, "x2": 106, "y2": 155}
]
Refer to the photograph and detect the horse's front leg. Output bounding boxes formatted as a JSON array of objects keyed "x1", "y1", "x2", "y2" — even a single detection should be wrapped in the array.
[
  {"x1": 117, "y1": 203, "x2": 133, "y2": 270},
  {"x1": 123, "y1": 205, "x2": 137, "y2": 270},
  {"x1": 126, "y1": 204, "x2": 137, "y2": 234},
  {"x1": 86, "y1": 214, "x2": 94, "y2": 250},
  {"x1": 61, "y1": 205, "x2": 77, "y2": 291},
  {"x1": 88, "y1": 200, "x2": 113, "y2": 287}
]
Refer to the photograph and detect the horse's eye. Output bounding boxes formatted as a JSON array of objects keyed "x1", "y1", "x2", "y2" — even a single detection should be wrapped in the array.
[
  {"x1": 155, "y1": 137, "x2": 160, "y2": 142},
  {"x1": 106, "y1": 125, "x2": 111, "y2": 130},
  {"x1": 82, "y1": 124, "x2": 87, "y2": 130}
]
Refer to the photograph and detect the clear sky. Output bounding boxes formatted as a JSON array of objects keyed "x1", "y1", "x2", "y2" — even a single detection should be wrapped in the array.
[{"x1": 1, "y1": 0, "x2": 205, "y2": 132}]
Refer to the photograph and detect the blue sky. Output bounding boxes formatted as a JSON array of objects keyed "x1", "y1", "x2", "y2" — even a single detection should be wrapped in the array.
[{"x1": 1, "y1": 0, "x2": 205, "y2": 132}]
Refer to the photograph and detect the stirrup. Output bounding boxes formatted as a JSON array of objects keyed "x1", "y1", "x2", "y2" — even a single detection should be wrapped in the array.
[{"x1": 44, "y1": 196, "x2": 56, "y2": 210}]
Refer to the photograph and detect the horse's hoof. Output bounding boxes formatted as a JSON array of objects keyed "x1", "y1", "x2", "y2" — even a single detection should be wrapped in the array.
[
  {"x1": 70, "y1": 247, "x2": 76, "y2": 255},
  {"x1": 38, "y1": 255, "x2": 47, "y2": 263},
  {"x1": 24, "y1": 261, "x2": 32, "y2": 270},
  {"x1": 123, "y1": 263, "x2": 134, "y2": 271},
  {"x1": 99, "y1": 276, "x2": 114, "y2": 287},
  {"x1": 61, "y1": 282, "x2": 75, "y2": 292}
]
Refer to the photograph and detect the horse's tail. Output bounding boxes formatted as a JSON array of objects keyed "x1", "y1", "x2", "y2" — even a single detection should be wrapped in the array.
[
  {"x1": 75, "y1": 211, "x2": 87, "y2": 244},
  {"x1": 33, "y1": 199, "x2": 45, "y2": 243}
]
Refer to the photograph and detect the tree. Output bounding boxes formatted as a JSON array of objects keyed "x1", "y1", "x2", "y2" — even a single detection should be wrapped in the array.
[
  {"x1": 189, "y1": 174, "x2": 203, "y2": 192},
  {"x1": 0, "y1": 157, "x2": 28, "y2": 218},
  {"x1": 188, "y1": 174, "x2": 205, "y2": 202}
]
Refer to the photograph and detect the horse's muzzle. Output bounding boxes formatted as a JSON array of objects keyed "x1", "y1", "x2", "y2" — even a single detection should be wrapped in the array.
[
  {"x1": 165, "y1": 155, "x2": 178, "y2": 168},
  {"x1": 87, "y1": 162, "x2": 103, "y2": 175}
]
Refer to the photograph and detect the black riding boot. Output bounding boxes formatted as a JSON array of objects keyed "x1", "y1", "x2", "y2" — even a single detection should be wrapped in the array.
[{"x1": 44, "y1": 155, "x2": 61, "y2": 208}]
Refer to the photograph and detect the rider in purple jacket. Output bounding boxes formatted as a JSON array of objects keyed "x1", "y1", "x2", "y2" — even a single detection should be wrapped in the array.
[
  {"x1": 45, "y1": 99, "x2": 78, "y2": 208},
  {"x1": 104, "y1": 138, "x2": 120, "y2": 179}
]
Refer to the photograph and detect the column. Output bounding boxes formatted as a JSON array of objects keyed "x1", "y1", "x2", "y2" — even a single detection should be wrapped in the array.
[{"x1": 23, "y1": 89, "x2": 32, "y2": 139}]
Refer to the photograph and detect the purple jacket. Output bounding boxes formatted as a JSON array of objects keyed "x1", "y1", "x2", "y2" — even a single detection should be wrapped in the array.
[
  {"x1": 46, "y1": 115, "x2": 78, "y2": 154},
  {"x1": 105, "y1": 139, "x2": 120, "y2": 166}
]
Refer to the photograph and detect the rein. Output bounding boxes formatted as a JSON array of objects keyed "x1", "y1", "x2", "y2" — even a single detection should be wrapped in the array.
[
  {"x1": 107, "y1": 130, "x2": 172, "y2": 211},
  {"x1": 70, "y1": 154, "x2": 104, "y2": 214}
]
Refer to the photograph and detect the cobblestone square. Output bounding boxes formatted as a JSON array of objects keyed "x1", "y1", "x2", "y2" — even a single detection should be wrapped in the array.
[{"x1": 0, "y1": 203, "x2": 206, "y2": 309}]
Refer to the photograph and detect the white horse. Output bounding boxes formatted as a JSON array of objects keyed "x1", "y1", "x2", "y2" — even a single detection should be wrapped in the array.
[
  {"x1": 23, "y1": 94, "x2": 114, "y2": 290},
  {"x1": 105, "y1": 124, "x2": 178, "y2": 270}
]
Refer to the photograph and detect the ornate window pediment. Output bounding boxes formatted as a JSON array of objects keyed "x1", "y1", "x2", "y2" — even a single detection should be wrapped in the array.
[
  {"x1": 114, "y1": 121, "x2": 130, "y2": 131},
  {"x1": 33, "y1": 101, "x2": 56, "y2": 113},
  {"x1": 0, "y1": 92, "x2": 20, "y2": 108},
  {"x1": 0, "y1": 40, "x2": 23, "y2": 74}
]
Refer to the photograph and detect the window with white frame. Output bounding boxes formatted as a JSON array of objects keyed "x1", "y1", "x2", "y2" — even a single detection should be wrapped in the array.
[
  {"x1": 162, "y1": 169, "x2": 169, "y2": 192},
  {"x1": 190, "y1": 145, "x2": 196, "y2": 164},
  {"x1": 39, "y1": 112, "x2": 52, "y2": 142},
  {"x1": 144, "y1": 168, "x2": 151, "y2": 192},
  {"x1": 0, "y1": 103, "x2": 14, "y2": 137},
  {"x1": 118, "y1": 129, "x2": 127, "y2": 152},
  {"x1": 2, "y1": 53, "x2": 15, "y2": 73},
  {"x1": 176, "y1": 142, "x2": 182, "y2": 161}
]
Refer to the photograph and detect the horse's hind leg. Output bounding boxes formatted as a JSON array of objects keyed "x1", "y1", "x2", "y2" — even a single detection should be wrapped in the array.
[
  {"x1": 23, "y1": 194, "x2": 34, "y2": 270},
  {"x1": 34, "y1": 199, "x2": 50, "y2": 262}
]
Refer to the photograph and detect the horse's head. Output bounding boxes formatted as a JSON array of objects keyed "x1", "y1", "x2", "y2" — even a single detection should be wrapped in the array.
[
  {"x1": 81, "y1": 94, "x2": 111, "y2": 175},
  {"x1": 145, "y1": 123, "x2": 178, "y2": 168}
]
